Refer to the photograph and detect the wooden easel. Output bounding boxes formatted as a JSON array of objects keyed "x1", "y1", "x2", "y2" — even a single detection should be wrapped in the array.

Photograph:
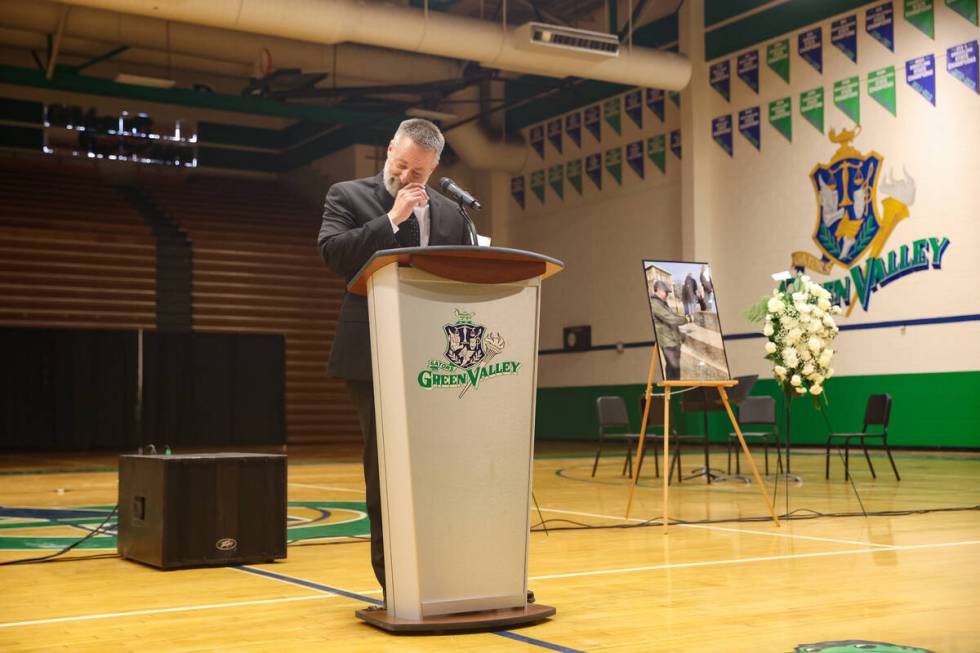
[{"x1": 625, "y1": 347, "x2": 781, "y2": 532}]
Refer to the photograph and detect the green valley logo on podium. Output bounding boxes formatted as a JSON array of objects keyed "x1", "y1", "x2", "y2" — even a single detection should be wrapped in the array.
[{"x1": 417, "y1": 309, "x2": 520, "y2": 397}]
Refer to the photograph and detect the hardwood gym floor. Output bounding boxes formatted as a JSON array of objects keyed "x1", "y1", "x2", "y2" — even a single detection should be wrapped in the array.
[{"x1": 2, "y1": 443, "x2": 979, "y2": 652}]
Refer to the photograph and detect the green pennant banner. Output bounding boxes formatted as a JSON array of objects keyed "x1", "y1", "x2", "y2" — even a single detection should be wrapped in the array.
[
  {"x1": 603, "y1": 98, "x2": 622, "y2": 135},
  {"x1": 768, "y1": 97, "x2": 793, "y2": 142},
  {"x1": 566, "y1": 159, "x2": 583, "y2": 194},
  {"x1": 946, "y1": 0, "x2": 978, "y2": 24},
  {"x1": 548, "y1": 164, "x2": 564, "y2": 200},
  {"x1": 530, "y1": 169, "x2": 546, "y2": 204},
  {"x1": 800, "y1": 87, "x2": 825, "y2": 133},
  {"x1": 904, "y1": 0, "x2": 935, "y2": 38},
  {"x1": 767, "y1": 39, "x2": 791, "y2": 83},
  {"x1": 833, "y1": 76, "x2": 861, "y2": 125},
  {"x1": 647, "y1": 134, "x2": 666, "y2": 174},
  {"x1": 604, "y1": 147, "x2": 622, "y2": 185},
  {"x1": 867, "y1": 66, "x2": 897, "y2": 116}
]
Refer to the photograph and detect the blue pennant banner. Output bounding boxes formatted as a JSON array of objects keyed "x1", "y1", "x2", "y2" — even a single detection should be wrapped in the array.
[
  {"x1": 585, "y1": 152, "x2": 602, "y2": 190},
  {"x1": 624, "y1": 89, "x2": 643, "y2": 128},
  {"x1": 738, "y1": 106, "x2": 761, "y2": 150},
  {"x1": 670, "y1": 129, "x2": 682, "y2": 160},
  {"x1": 831, "y1": 15, "x2": 858, "y2": 63},
  {"x1": 866, "y1": 2, "x2": 895, "y2": 52},
  {"x1": 799, "y1": 27, "x2": 823, "y2": 73},
  {"x1": 906, "y1": 54, "x2": 937, "y2": 105},
  {"x1": 564, "y1": 112, "x2": 582, "y2": 148},
  {"x1": 510, "y1": 176, "x2": 525, "y2": 209},
  {"x1": 711, "y1": 115, "x2": 733, "y2": 157},
  {"x1": 626, "y1": 140, "x2": 645, "y2": 179},
  {"x1": 646, "y1": 88, "x2": 665, "y2": 122},
  {"x1": 737, "y1": 50, "x2": 760, "y2": 93},
  {"x1": 546, "y1": 119, "x2": 562, "y2": 154},
  {"x1": 709, "y1": 59, "x2": 731, "y2": 101},
  {"x1": 584, "y1": 105, "x2": 601, "y2": 142},
  {"x1": 946, "y1": 40, "x2": 979, "y2": 94},
  {"x1": 529, "y1": 125, "x2": 545, "y2": 158}
]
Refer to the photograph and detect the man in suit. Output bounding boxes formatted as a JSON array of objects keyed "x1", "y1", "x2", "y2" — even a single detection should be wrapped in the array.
[{"x1": 317, "y1": 119, "x2": 472, "y2": 597}]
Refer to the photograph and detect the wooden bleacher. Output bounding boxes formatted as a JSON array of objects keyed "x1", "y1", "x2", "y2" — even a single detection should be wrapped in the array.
[
  {"x1": 143, "y1": 176, "x2": 358, "y2": 445},
  {"x1": 0, "y1": 162, "x2": 156, "y2": 330}
]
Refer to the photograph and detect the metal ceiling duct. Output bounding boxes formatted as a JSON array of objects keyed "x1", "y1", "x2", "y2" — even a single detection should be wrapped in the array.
[
  {"x1": 43, "y1": 0, "x2": 692, "y2": 90},
  {"x1": 0, "y1": 0, "x2": 463, "y2": 86}
]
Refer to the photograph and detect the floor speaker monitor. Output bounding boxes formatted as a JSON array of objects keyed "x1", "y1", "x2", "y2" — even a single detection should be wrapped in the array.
[{"x1": 118, "y1": 453, "x2": 287, "y2": 569}]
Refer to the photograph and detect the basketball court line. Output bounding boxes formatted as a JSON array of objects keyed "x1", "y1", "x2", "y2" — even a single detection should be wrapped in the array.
[
  {"x1": 528, "y1": 539, "x2": 980, "y2": 581},
  {"x1": 537, "y1": 506, "x2": 897, "y2": 548},
  {"x1": 233, "y1": 566, "x2": 586, "y2": 652},
  {"x1": 289, "y1": 482, "x2": 365, "y2": 494},
  {"x1": 0, "y1": 594, "x2": 335, "y2": 629},
  {"x1": 3, "y1": 540, "x2": 976, "y2": 632}
]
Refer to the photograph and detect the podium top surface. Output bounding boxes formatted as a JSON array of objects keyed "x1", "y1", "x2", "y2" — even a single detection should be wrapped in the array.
[
  {"x1": 347, "y1": 246, "x2": 564, "y2": 296},
  {"x1": 119, "y1": 453, "x2": 286, "y2": 461}
]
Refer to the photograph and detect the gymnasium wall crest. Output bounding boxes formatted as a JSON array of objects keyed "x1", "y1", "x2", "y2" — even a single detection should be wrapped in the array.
[{"x1": 791, "y1": 127, "x2": 949, "y2": 314}]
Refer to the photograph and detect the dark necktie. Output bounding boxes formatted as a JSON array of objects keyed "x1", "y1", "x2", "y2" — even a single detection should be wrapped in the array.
[{"x1": 396, "y1": 215, "x2": 421, "y2": 248}]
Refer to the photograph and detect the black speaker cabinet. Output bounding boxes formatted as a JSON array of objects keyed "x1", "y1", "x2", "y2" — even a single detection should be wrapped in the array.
[{"x1": 118, "y1": 453, "x2": 287, "y2": 569}]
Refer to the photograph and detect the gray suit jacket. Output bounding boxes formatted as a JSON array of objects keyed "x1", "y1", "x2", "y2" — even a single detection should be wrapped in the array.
[{"x1": 317, "y1": 172, "x2": 472, "y2": 381}]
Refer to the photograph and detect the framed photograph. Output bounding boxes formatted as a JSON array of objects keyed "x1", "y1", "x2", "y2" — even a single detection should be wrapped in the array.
[{"x1": 642, "y1": 259, "x2": 731, "y2": 381}]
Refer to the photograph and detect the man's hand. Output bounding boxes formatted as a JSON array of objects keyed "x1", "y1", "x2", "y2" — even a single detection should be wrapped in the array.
[{"x1": 389, "y1": 182, "x2": 429, "y2": 225}]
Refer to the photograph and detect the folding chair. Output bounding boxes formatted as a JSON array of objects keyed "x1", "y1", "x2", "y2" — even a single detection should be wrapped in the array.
[
  {"x1": 592, "y1": 396, "x2": 640, "y2": 478},
  {"x1": 825, "y1": 393, "x2": 900, "y2": 481}
]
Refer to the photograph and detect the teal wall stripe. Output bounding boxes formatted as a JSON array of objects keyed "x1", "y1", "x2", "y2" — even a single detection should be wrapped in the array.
[
  {"x1": 705, "y1": 0, "x2": 879, "y2": 60},
  {"x1": 705, "y1": 0, "x2": 776, "y2": 27},
  {"x1": 535, "y1": 371, "x2": 980, "y2": 449},
  {"x1": 0, "y1": 65, "x2": 391, "y2": 127}
]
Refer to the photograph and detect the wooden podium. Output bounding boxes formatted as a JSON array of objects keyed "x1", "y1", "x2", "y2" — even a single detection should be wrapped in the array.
[{"x1": 349, "y1": 246, "x2": 562, "y2": 632}]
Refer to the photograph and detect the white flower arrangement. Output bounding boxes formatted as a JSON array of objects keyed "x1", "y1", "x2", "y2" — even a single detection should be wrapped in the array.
[{"x1": 746, "y1": 274, "x2": 841, "y2": 398}]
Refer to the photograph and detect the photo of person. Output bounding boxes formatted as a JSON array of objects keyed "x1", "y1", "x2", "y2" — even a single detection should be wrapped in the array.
[{"x1": 642, "y1": 260, "x2": 731, "y2": 381}]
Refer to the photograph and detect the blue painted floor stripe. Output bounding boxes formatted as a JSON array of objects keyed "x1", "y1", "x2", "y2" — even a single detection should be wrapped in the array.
[
  {"x1": 234, "y1": 565, "x2": 383, "y2": 605},
  {"x1": 494, "y1": 630, "x2": 586, "y2": 652},
  {"x1": 234, "y1": 565, "x2": 584, "y2": 652}
]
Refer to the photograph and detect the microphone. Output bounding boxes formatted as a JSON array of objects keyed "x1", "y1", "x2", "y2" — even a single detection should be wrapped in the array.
[{"x1": 439, "y1": 177, "x2": 482, "y2": 210}]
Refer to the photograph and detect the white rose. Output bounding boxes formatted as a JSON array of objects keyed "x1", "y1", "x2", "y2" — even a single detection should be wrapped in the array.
[
  {"x1": 767, "y1": 297, "x2": 785, "y2": 313},
  {"x1": 792, "y1": 292, "x2": 807, "y2": 303},
  {"x1": 809, "y1": 384, "x2": 823, "y2": 395},
  {"x1": 810, "y1": 373, "x2": 824, "y2": 385},
  {"x1": 774, "y1": 365, "x2": 787, "y2": 377},
  {"x1": 798, "y1": 303, "x2": 813, "y2": 313},
  {"x1": 765, "y1": 341, "x2": 777, "y2": 354},
  {"x1": 785, "y1": 327, "x2": 803, "y2": 344},
  {"x1": 817, "y1": 297, "x2": 831, "y2": 311},
  {"x1": 763, "y1": 323, "x2": 774, "y2": 336},
  {"x1": 818, "y1": 350, "x2": 833, "y2": 367},
  {"x1": 823, "y1": 315, "x2": 836, "y2": 328},
  {"x1": 783, "y1": 349, "x2": 798, "y2": 368},
  {"x1": 765, "y1": 313, "x2": 773, "y2": 322},
  {"x1": 807, "y1": 336, "x2": 823, "y2": 353},
  {"x1": 807, "y1": 320, "x2": 822, "y2": 333},
  {"x1": 802, "y1": 362, "x2": 815, "y2": 376},
  {"x1": 790, "y1": 374, "x2": 802, "y2": 387},
  {"x1": 801, "y1": 275, "x2": 811, "y2": 283},
  {"x1": 795, "y1": 386, "x2": 807, "y2": 394},
  {"x1": 831, "y1": 305, "x2": 842, "y2": 315},
  {"x1": 800, "y1": 348, "x2": 813, "y2": 362}
]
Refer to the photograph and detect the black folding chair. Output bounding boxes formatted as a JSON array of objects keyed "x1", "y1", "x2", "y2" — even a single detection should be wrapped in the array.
[
  {"x1": 825, "y1": 393, "x2": 900, "y2": 481},
  {"x1": 592, "y1": 396, "x2": 640, "y2": 478},
  {"x1": 727, "y1": 395, "x2": 782, "y2": 477}
]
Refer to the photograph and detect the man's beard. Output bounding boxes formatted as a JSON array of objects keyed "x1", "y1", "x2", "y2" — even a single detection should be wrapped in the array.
[{"x1": 382, "y1": 158, "x2": 401, "y2": 197}]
